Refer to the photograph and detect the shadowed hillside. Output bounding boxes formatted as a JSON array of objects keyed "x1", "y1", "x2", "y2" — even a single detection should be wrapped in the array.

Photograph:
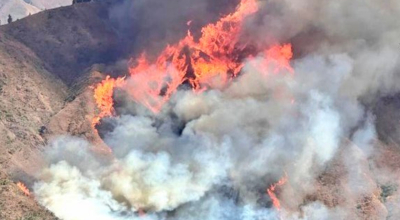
[
  {"x1": 1, "y1": 1, "x2": 125, "y2": 85},
  {"x1": 0, "y1": 0, "x2": 242, "y2": 85}
]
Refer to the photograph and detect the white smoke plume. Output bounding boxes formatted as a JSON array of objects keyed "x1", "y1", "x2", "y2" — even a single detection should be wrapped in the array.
[{"x1": 33, "y1": 0, "x2": 400, "y2": 219}]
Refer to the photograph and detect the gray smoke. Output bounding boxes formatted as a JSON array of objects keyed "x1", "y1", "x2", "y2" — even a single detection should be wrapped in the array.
[
  {"x1": 33, "y1": 0, "x2": 400, "y2": 219},
  {"x1": 108, "y1": 0, "x2": 240, "y2": 56}
]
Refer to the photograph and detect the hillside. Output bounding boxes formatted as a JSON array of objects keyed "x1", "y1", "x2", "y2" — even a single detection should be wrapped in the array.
[
  {"x1": 0, "y1": 0, "x2": 239, "y2": 85},
  {"x1": 0, "y1": 1, "x2": 236, "y2": 218},
  {"x1": 0, "y1": 0, "x2": 399, "y2": 219},
  {"x1": 1, "y1": 1, "x2": 126, "y2": 85},
  {"x1": 0, "y1": 0, "x2": 70, "y2": 25},
  {"x1": 0, "y1": 29, "x2": 66, "y2": 219},
  {"x1": 0, "y1": 2, "x2": 117, "y2": 219}
]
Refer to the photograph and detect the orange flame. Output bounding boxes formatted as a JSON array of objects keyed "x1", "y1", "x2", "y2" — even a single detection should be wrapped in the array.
[
  {"x1": 264, "y1": 44, "x2": 294, "y2": 73},
  {"x1": 17, "y1": 182, "x2": 31, "y2": 196},
  {"x1": 267, "y1": 173, "x2": 288, "y2": 210},
  {"x1": 92, "y1": 76, "x2": 125, "y2": 127},
  {"x1": 249, "y1": 44, "x2": 294, "y2": 75},
  {"x1": 189, "y1": 0, "x2": 258, "y2": 86},
  {"x1": 92, "y1": 0, "x2": 294, "y2": 123},
  {"x1": 123, "y1": 0, "x2": 259, "y2": 112}
]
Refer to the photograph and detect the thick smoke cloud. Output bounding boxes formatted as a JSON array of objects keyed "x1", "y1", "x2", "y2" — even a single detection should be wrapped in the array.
[
  {"x1": 246, "y1": 0, "x2": 400, "y2": 98},
  {"x1": 109, "y1": 0, "x2": 240, "y2": 56},
  {"x1": 33, "y1": 0, "x2": 400, "y2": 219}
]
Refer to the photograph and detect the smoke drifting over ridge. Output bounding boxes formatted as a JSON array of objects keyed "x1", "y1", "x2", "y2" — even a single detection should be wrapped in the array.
[
  {"x1": 108, "y1": 0, "x2": 241, "y2": 57},
  {"x1": 33, "y1": 0, "x2": 400, "y2": 219}
]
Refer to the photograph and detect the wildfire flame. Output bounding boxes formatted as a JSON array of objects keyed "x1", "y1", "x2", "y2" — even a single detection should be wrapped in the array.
[
  {"x1": 92, "y1": 0, "x2": 293, "y2": 125},
  {"x1": 17, "y1": 182, "x2": 31, "y2": 196},
  {"x1": 267, "y1": 173, "x2": 288, "y2": 211},
  {"x1": 122, "y1": 0, "x2": 258, "y2": 111},
  {"x1": 262, "y1": 44, "x2": 294, "y2": 74},
  {"x1": 92, "y1": 76, "x2": 125, "y2": 127}
]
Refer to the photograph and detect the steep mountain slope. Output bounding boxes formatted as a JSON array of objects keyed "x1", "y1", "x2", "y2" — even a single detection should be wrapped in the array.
[
  {"x1": 0, "y1": 30, "x2": 66, "y2": 220},
  {"x1": 0, "y1": 2, "x2": 115, "y2": 219},
  {"x1": 0, "y1": 2, "x2": 244, "y2": 217},
  {"x1": 0, "y1": 1, "x2": 169, "y2": 218},
  {"x1": 0, "y1": 0, "x2": 399, "y2": 219},
  {"x1": 0, "y1": 0, "x2": 70, "y2": 24},
  {"x1": 1, "y1": 2, "x2": 123, "y2": 85},
  {"x1": 0, "y1": 33, "x2": 106, "y2": 219},
  {"x1": 1, "y1": 0, "x2": 238, "y2": 85}
]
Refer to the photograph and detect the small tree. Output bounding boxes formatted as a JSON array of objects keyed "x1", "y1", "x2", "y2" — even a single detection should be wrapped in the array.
[{"x1": 7, "y1": 15, "x2": 12, "y2": 24}]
